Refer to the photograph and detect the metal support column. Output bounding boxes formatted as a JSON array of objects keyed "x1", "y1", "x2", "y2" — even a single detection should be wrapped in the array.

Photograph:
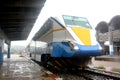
[
  {"x1": 96, "y1": 30, "x2": 100, "y2": 42},
  {"x1": 109, "y1": 26, "x2": 114, "y2": 56},
  {"x1": 0, "y1": 39, "x2": 4, "y2": 62},
  {"x1": 7, "y1": 43, "x2": 11, "y2": 58}
]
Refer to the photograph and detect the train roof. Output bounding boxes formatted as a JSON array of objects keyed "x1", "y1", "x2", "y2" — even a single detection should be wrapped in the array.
[
  {"x1": 33, "y1": 15, "x2": 92, "y2": 41},
  {"x1": 33, "y1": 17, "x2": 64, "y2": 41}
]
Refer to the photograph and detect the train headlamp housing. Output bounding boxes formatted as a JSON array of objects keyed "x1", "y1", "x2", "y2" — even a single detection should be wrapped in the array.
[{"x1": 69, "y1": 41, "x2": 79, "y2": 50}]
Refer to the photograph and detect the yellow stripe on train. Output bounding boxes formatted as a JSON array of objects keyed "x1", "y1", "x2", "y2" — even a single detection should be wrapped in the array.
[{"x1": 72, "y1": 27, "x2": 91, "y2": 45}]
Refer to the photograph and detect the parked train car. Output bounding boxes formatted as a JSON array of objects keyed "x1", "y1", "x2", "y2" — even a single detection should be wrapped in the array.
[{"x1": 28, "y1": 15, "x2": 103, "y2": 69}]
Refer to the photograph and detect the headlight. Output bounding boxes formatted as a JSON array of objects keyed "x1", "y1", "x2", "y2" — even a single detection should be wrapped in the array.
[{"x1": 73, "y1": 46, "x2": 79, "y2": 50}]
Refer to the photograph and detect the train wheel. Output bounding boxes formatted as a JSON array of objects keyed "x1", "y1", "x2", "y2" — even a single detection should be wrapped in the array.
[{"x1": 41, "y1": 54, "x2": 50, "y2": 67}]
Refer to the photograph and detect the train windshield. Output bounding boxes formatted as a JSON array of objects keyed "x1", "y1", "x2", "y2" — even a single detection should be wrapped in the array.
[{"x1": 62, "y1": 15, "x2": 92, "y2": 29}]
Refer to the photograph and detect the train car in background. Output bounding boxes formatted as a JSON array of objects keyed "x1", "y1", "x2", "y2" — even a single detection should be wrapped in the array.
[{"x1": 28, "y1": 15, "x2": 103, "y2": 70}]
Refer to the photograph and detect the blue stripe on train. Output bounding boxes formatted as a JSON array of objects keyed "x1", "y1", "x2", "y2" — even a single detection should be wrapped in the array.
[
  {"x1": 51, "y1": 42, "x2": 102, "y2": 58},
  {"x1": 52, "y1": 42, "x2": 74, "y2": 57},
  {"x1": 75, "y1": 43, "x2": 102, "y2": 56}
]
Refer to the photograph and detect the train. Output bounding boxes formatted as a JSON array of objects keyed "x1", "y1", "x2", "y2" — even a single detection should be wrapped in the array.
[{"x1": 27, "y1": 15, "x2": 103, "y2": 70}]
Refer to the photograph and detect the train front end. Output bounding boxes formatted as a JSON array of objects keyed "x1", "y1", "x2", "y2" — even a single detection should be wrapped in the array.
[
  {"x1": 49, "y1": 15, "x2": 103, "y2": 70},
  {"x1": 59, "y1": 15, "x2": 103, "y2": 57}
]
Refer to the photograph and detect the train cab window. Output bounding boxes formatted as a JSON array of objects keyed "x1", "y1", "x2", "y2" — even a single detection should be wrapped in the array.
[{"x1": 62, "y1": 15, "x2": 92, "y2": 29}]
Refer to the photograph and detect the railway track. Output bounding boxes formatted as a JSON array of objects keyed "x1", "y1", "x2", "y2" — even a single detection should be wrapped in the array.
[
  {"x1": 54, "y1": 68, "x2": 120, "y2": 80},
  {"x1": 83, "y1": 68, "x2": 120, "y2": 80},
  {"x1": 48, "y1": 66, "x2": 120, "y2": 80},
  {"x1": 32, "y1": 59, "x2": 120, "y2": 80}
]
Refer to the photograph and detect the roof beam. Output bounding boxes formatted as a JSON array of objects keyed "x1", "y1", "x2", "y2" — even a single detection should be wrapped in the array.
[
  {"x1": 0, "y1": 0, "x2": 45, "y2": 7},
  {"x1": 0, "y1": 7, "x2": 41, "y2": 13}
]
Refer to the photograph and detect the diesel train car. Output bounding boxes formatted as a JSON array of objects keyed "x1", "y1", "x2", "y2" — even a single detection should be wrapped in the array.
[{"x1": 28, "y1": 15, "x2": 103, "y2": 70}]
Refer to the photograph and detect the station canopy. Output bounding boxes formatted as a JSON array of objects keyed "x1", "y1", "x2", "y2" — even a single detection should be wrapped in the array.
[{"x1": 0, "y1": 0, "x2": 46, "y2": 41}]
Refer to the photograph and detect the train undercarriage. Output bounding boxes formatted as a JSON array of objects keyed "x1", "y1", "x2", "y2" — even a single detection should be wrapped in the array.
[{"x1": 40, "y1": 54, "x2": 91, "y2": 71}]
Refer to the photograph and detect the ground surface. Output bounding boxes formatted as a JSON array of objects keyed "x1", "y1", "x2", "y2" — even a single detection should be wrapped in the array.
[
  {"x1": 0, "y1": 54, "x2": 54, "y2": 80},
  {"x1": 92, "y1": 55, "x2": 120, "y2": 72}
]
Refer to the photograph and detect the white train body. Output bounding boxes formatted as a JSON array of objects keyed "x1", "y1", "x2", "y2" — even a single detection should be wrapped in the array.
[{"x1": 28, "y1": 15, "x2": 103, "y2": 69}]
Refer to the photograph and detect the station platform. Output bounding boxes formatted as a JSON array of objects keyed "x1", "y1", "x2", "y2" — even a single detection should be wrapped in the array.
[
  {"x1": 0, "y1": 54, "x2": 61, "y2": 80},
  {"x1": 91, "y1": 55, "x2": 120, "y2": 72},
  {"x1": 95, "y1": 55, "x2": 120, "y2": 62}
]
